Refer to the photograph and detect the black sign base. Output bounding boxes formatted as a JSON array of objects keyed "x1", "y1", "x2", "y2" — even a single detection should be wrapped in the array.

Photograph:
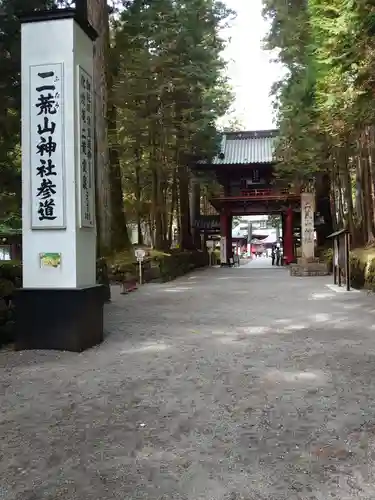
[{"x1": 14, "y1": 285, "x2": 105, "y2": 352}]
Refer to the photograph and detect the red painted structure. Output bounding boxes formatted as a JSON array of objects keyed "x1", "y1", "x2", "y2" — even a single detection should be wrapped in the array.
[
  {"x1": 284, "y1": 207, "x2": 294, "y2": 265},
  {"x1": 192, "y1": 130, "x2": 299, "y2": 265}
]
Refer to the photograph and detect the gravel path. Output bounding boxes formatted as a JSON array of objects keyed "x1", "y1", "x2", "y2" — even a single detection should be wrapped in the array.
[{"x1": 2, "y1": 266, "x2": 375, "y2": 499}]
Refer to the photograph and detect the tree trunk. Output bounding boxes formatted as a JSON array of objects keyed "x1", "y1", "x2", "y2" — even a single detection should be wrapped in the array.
[
  {"x1": 177, "y1": 161, "x2": 193, "y2": 249},
  {"x1": 340, "y1": 146, "x2": 355, "y2": 237},
  {"x1": 146, "y1": 213, "x2": 154, "y2": 248},
  {"x1": 361, "y1": 136, "x2": 374, "y2": 243},
  {"x1": 87, "y1": 0, "x2": 111, "y2": 255},
  {"x1": 150, "y1": 144, "x2": 163, "y2": 250},
  {"x1": 315, "y1": 173, "x2": 333, "y2": 247},
  {"x1": 162, "y1": 183, "x2": 169, "y2": 246},
  {"x1": 158, "y1": 167, "x2": 169, "y2": 249},
  {"x1": 168, "y1": 166, "x2": 177, "y2": 247},
  {"x1": 334, "y1": 154, "x2": 345, "y2": 228},
  {"x1": 330, "y1": 156, "x2": 339, "y2": 230},
  {"x1": 368, "y1": 125, "x2": 375, "y2": 230},
  {"x1": 355, "y1": 144, "x2": 364, "y2": 237},
  {"x1": 174, "y1": 102, "x2": 193, "y2": 250},
  {"x1": 190, "y1": 176, "x2": 201, "y2": 249},
  {"x1": 134, "y1": 145, "x2": 143, "y2": 245},
  {"x1": 365, "y1": 127, "x2": 375, "y2": 241},
  {"x1": 107, "y1": 101, "x2": 131, "y2": 251},
  {"x1": 176, "y1": 190, "x2": 181, "y2": 247}
]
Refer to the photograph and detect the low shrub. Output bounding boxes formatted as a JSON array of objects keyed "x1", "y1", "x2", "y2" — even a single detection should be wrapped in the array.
[
  {"x1": 109, "y1": 258, "x2": 160, "y2": 283},
  {"x1": 318, "y1": 247, "x2": 333, "y2": 273},
  {"x1": 108, "y1": 248, "x2": 157, "y2": 283},
  {"x1": 213, "y1": 249, "x2": 221, "y2": 265},
  {"x1": 109, "y1": 248, "x2": 208, "y2": 284},
  {"x1": 350, "y1": 253, "x2": 367, "y2": 289},
  {"x1": 0, "y1": 260, "x2": 22, "y2": 287},
  {"x1": 155, "y1": 250, "x2": 209, "y2": 282},
  {"x1": 0, "y1": 260, "x2": 21, "y2": 347},
  {"x1": 319, "y1": 245, "x2": 374, "y2": 289},
  {"x1": 364, "y1": 257, "x2": 375, "y2": 291},
  {"x1": 346, "y1": 248, "x2": 375, "y2": 290},
  {"x1": 109, "y1": 260, "x2": 138, "y2": 282}
]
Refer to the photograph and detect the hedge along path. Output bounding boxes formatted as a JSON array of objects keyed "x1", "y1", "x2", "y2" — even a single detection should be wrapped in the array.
[{"x1": 107, "y1": 249, "x2": 209, "y2": 284}]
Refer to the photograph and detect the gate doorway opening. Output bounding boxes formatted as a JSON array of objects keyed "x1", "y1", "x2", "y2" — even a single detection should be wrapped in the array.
[{"x1": 233, "y1": 214, "x2": 281, "y2": 265}]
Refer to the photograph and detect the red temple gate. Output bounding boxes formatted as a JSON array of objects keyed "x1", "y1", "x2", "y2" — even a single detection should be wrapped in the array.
[{"x1": 191, "y1": 130, "x2": 300, "y2": 265}]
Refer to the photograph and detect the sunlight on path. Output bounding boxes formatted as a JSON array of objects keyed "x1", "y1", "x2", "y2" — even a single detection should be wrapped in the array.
[{"x1": 240, "y1": 256, "x2": 276, "y2": 269}]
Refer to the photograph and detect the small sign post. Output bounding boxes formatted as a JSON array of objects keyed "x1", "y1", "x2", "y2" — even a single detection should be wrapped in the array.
[
  {"x1": 135, "y1": 248, "x2": 146, "y2": 285},
  {"x1": 328, "y1": 228, "x2": 350, "y2": 291},
  {"x1": 206, "y1": 240, "x2": 214, "y2": 266}
]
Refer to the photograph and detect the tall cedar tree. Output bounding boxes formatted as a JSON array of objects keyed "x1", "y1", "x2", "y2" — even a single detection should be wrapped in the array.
[
  {"x1": 262, "y1": 0, "x2": 375, "y2": 246},
  {"x1": 112, "y1": 0, "x2": 232, "y2": 249}
]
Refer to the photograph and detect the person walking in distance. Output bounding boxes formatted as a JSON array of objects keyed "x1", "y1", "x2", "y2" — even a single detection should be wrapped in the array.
[
  {"x1": 271, "y1": 245, "x2": 276, "y2": 266},
  {"x1": 276, "y1": 245, "x2": 281, "y2": 266}
]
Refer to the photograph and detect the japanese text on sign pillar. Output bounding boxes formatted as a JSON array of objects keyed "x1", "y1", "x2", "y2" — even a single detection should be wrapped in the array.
[
  {"x1": 35, "y1": 72, "x2": 58, "y2": 221},
  {"x1": 79, "y1": 67, "x2": 94, "y2": 227},
  {"x1": 30, "y1": 64, "x2": 64, "y2": 228}
]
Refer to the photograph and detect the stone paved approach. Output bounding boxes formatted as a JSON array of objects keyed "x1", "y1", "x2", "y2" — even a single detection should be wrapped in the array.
[{"x1": 2, "y1": 268, "x2": 375, "y2": 499}]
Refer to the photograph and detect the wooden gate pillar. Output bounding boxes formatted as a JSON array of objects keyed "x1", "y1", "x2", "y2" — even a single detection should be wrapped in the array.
[
  {"x1": 220, "y1": 212, "x2": 230, "y2": 266},
  {"x1": 284, "y1": 207, "x2": 294, "y2": 264}
]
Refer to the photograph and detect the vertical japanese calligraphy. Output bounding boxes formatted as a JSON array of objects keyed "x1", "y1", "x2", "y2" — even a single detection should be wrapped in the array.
[
  {"x1": 301, "y1": 192, "x2": 315, "y2": 259},
  {"x1": 30, "y1": 63, "x2": 65, "y2": 228},
  {"x1": 78, "y1": 67, "x2": 95, "y2": 228}
]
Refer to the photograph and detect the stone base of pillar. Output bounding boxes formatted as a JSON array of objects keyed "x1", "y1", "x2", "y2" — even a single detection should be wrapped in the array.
[
  {"x1": 289, "y1": 260, "x2": 329, "y2": 277},
  {"x1": 297, "y1": 257, "x2": 320, "y2": 265},
  {"x1": 14, "y1": 285, "x2": 105, "y2": 352}
]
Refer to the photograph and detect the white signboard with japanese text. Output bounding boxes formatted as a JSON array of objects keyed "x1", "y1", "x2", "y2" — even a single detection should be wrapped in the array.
[
  {"x1": 78, "y1": 66, "x2": 95, "y2": 228},
  {"x1": 30, "y1": 63, "x2": 65, "y2": 229},
  {"x1": 220, "y1": 236, "x2": 227, "y2": 265}
]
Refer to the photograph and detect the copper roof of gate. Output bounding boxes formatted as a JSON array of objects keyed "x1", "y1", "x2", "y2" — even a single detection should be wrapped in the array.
[{"x1": 212, "y1": 129, "x2": 278, "y2": 165}]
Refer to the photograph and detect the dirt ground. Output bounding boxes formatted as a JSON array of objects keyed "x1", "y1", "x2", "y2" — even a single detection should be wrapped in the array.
[{"x1": 2, "y1": 263, "x2": 375, "y2": 499}]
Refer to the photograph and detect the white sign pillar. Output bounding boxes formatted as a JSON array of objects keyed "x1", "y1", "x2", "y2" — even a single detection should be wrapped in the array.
[
  {"x1": 21, "y1": 11, "x2": 96, "y2": 288},
  {"x1": 16, "y1": 10, "x2": 104, "y2": 352},
  {"x1": 301, "y1": 192, "x2": 315, "y2": 260},
  {"x1": 220, "y1": 236, "x2": 227, "y2": 265}
]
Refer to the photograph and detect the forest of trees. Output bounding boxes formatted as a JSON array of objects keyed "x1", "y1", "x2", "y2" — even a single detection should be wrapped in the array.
[
  {"x1": 6, "y1": 0, "x2": 372, "y2": 257},
  {"x1": 0, "y1": 0, "x2": 233, "y2": 253},
  {"x1": 263, "y1": 0, "x2": 375, "y2": 249}
]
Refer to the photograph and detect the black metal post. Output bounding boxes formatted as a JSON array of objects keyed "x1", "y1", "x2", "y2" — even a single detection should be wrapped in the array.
[
  {"x1": 338, "y1": 237, "x2": 342, "y2": 287},
  {"x1": 345, "y1": 232, "x2": 350, "y2": 291},
  {"x1": 333, "y1": 238, "x2": 337, "y2": 285}
]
